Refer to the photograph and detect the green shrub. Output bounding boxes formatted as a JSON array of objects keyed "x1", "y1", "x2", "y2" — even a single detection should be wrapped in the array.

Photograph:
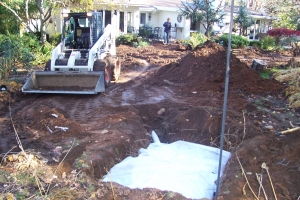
[
  {"x1": 21, "y1": 33, "x2": 42, "y2": 51},
  {"x1": 31, "y1": 42, "x2": 53, "y2": 66},
  {"x1": 259, "y1": 70, "x2": 272, "y2": 79},
  {"x1": 261, "y1": 36, "x2": 276, "y2": 50},
  {"x1": 0, "y1": 33, "x2": 55, "y2": 79},
  {"x1": 116, "y1": 33, "x2": 138, "y2": 46},
  {"x1": 185, "y1": 32, "x2": 207, "y2": 50},
  {"x1": 249, "y1": 40, "x2": 262, "y2": 49},
  {"x1": 218, "y1": 34, "x2": 249, "y2": 48},
  {"x1": 49, "y1": 33, "x2": 61, "y2": 46},
  {"x1": 0, "y1": 34, "x2": 34, "y2": 79},
  {"x1": 138, "y1": 29, "x2": 152, "y2": 38},
  {"x1": 21, "y1": 33, "x2": 53, "y2": 66},
  {"x1": 133, "y1": 40, "x2": 149, "y2": 48}
]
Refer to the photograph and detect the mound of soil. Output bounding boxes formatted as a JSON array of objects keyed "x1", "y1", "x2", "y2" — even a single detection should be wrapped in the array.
[{"x1": 152, "y1": 41, "x2": 285, "y2": 96}]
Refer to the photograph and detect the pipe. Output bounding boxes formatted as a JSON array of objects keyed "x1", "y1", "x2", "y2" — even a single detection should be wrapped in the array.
[{"x1": 214, "y1": 0, "x2": 234, "y2": 199}]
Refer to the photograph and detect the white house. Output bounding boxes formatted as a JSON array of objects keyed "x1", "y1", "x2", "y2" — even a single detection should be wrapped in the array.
[
  {"x1": 46, "y1": 0, "x2": 190, "y2": 40},
  {"x1": 46, "y1": 0, "x2": 273, "y2": 41},
  {"x1": 219, "y1": 6, "x2": 274, "y2": 40}
]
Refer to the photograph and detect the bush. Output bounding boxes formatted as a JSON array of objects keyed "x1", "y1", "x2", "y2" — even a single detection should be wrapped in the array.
[
  {"x1": 22, "y1": 33, "x2": 42, "y2": 51},
  {"x1": 0, "y1": 34, "x2": 34, "y2": 79},
  {"x1": 184, "y1": 32, "x2": 207, "y2": 50},
  {"x1": 133, "y1": 40, "x2": 149, "y2": 48},
  {"x1": 49, "y1": 33, "x2": 61, "y2": 46},
  {"x1": 267, "y1": 28, "x2": 300, "y2": 37},
  {"x1": 261, "y1": 36, "x2": 276, "y2": 50},
  {"x1": 138, "y1": 29, "x2": 152, "y2": 38},
  {"x1": 31, "y1": 42, "x2": 53, "y2": 66},
  {"x1": 249, "y1": 40, "x2": 262, "y2": 49},
  {"x1": 218, "y1": 34, "x2": 249, "y2": 48},
  {"x1": 32, "y1": 31, "x2": 50, "y2": 41},
  {"x1": 116, "y1": 33, "x2": 138, "y2": 46},
  {"x1": 0, "y1": 33, "x2": 55, "y2": 79}
]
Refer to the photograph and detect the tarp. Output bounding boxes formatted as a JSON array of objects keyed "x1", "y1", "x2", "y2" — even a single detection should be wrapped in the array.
[{"x1": 103, "y1": 131, "x2": 231, "y2": 199}]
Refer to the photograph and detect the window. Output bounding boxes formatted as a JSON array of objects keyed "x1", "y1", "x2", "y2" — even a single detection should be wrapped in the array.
[
  {"x1": 78, "y1": 18, "x2": 90, "y2": 27},
  {"x1": 140, "y1": 13, "x2": 146, "y2": 24}
]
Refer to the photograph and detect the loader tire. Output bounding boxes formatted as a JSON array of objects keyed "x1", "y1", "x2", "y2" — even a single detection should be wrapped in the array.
[
  {"x1": 45, "y1": 60, "x2": 51, "y2": 71},
  {"x1": 93, "y1": 59, "x2": 112, "y2": 87},
  {"x1": 107, "y1": 56, "x2": 121, "y2": 81}
]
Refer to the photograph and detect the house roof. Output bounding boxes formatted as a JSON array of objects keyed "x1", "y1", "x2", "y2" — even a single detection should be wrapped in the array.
[{"x1": 223, "y1": 6, "x2": 272, "y2": 19}]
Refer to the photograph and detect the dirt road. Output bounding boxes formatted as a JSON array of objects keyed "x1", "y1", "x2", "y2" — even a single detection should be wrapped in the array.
[{"x1": 0, "y1": 41, "x2": 299, "y2": 199}]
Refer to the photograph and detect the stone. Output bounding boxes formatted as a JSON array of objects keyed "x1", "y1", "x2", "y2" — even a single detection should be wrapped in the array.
[{"x1": 157, "y1": 108, "x2": 166, "y2": 116}]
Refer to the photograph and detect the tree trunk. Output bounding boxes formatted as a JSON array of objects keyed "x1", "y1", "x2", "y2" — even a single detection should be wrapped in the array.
[
  {"x1": 250, "y1": 59, "x2": 267, "y2": 71},
  {"x1": 38, "y1": 0, "x2": 47, "y2": 44}
]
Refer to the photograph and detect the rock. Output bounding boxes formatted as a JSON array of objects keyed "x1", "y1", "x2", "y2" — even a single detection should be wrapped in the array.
[
  {"x1": 265, "y1": 125, "x2": 274, "y2": 130},
  {"x1": 101, "y1": 129, "x2": 109, "y2": 134},
  {"x1": 157, "y1": 108, "x2": 166, "y2": 116},
  {"x1": 187, "y1": 71, "x2": 193, "y2": 78}
]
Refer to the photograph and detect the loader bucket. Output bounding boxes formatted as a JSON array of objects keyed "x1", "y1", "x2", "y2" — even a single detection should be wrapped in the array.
[{"x1": 22, "y1": 71, "x2": 105, "y2": 94}]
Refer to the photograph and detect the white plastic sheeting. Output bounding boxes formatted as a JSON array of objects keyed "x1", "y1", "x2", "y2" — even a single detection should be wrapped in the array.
[{"x1": 103, "y1": 131, "x2": 231, "y2": 199}]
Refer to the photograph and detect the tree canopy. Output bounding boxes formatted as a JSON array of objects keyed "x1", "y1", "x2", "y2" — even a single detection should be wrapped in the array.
[
  {"x1": 180, "y1": 0, "x2": 225, "y2": 36},
  {"x1": 233, "y1": 0, "x2": 254, "y2": 35},
  {"x1": 0, "y1": 0, "x2": 131, "y2": 44}
]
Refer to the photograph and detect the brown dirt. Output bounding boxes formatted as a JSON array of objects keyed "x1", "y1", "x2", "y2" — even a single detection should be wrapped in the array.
[{"x1": 1, "y1": 40, "x2": 300, "y2": 200}]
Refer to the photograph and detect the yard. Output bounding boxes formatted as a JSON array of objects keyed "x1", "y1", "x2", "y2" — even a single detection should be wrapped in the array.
[{"x1": 0, "y1": 40, "x2": 299, "y2": 199}]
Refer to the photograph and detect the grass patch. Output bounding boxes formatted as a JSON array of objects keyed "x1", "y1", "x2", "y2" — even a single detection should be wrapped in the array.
[{"x1": 259, "y1": 70, "x2": 272, "y2": 79}]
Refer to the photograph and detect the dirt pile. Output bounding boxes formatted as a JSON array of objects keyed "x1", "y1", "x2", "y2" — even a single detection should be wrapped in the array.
[{"x1": 152, "y1": 41, "x2": 285, "y2": 96}]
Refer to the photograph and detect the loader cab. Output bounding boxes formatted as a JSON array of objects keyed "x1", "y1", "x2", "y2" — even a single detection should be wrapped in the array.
[{"x1": 62, "y1": 12, "x2": 102, "y2": 51}]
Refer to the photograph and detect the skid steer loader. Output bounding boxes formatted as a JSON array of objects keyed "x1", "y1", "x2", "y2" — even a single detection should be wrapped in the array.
[{"x1": 22, "y1": 12, "x2": 121, "y2": 94}]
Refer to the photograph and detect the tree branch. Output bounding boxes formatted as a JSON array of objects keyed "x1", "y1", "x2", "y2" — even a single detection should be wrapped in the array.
[
  {"x1": 45, "y1": 7, "x2": 53, "y2": 21},
  {"x1": 0, "y1": 1, "x2": 34, "y2": 33}
]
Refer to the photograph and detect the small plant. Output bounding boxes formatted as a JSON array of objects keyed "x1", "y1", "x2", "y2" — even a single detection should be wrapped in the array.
[
  {"x1": 259, "y1": 70, "x2": 272, "y2": 79},
  {"x1": 185, "y1": 32, "x2": 207, "y2": 50},
  {"x1": 73, "y1": 152, "x2": 90, "y2": 169},
  {"x1": 254, "y1": 99, "x2": 262, "y2": 106},
  {"x1": 133, "y1": 40, "x2": 149, "y2": 48},
  {"x1": 261, "y1": 36, "x2": 276, "y2": 50},
  {"x1": 87, "y1": 184, "x2": 95, "y2": 193},
  {"x1": 116, "y1": 33, "x2": 138, "y2": 46}
]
